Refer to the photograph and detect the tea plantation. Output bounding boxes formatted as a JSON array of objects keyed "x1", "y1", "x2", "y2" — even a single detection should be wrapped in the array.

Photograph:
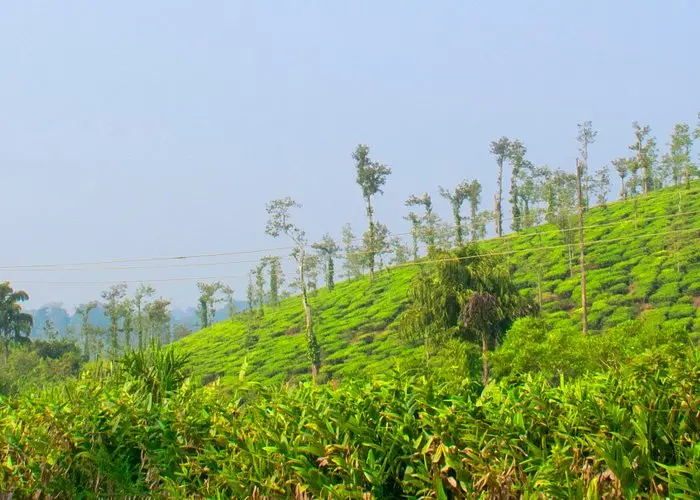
[
  {"x1": 176, "y1": 183, "x2": 700, "y2": 387},
  {"x1": 1, "y1": 183, "x2": 699, "y2": 498}
]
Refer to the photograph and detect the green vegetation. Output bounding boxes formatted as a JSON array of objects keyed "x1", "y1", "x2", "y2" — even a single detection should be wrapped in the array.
[
  {"x1": 1, "y1": 118, "x2": 699, "y2": 496},
  {"x1": 177, "y1": 184, "x2": 700, "y2": 387},
  {"x1": 1, "y1": 336, "x2": 698, "y2": 498}
]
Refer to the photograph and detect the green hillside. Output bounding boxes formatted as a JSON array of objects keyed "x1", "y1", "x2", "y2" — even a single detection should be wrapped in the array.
[{"x1": 177, "y1": 183, "x2": 700, "y2": 387}]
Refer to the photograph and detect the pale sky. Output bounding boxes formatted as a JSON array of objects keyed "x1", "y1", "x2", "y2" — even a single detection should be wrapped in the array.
[{"x1": 1, "y1": 1, "x2": 698, "y2": 309}]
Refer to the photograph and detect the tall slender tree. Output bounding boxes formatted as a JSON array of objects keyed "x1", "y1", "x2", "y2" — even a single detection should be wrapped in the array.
[
  {"x1": 221, "y1": 284, "x2": 236, "y2": 319},
  {"x1": 76, "y1": 301, "x2": 98, "y2": 360},
  {"x1": 266, "y1": 198, "x2": 321, "y2": 380},
  {"x1": 405, "y1": 193, "x2": 439, "y2": 248},
  {"x1": 467, "y1": 180, "x2": 483, "y2": 242},
  {"x1": 312, "y1": 234, "x2": 340, "y2": 291},
  {"x1": 264, "y1": 256, "x2": 283, "y2": 306},
  {"x1": 133, "y1": 284, "x2": 155, "y2": 350},
  {"x1": 577, "y1": 120, "x2": 598, "y2": 207},
  {"x1": 439, "y1": 181, "x2": 471, "y2": 245},
  {"x1": 145, "y1": 298, "x2": 171, "y2": 345},
  {"x1": 576, "y1": 159, "x2": 588, "y2": 335},
  {"x1": 612, "y1": 157, "x2": 629, "y2": 199},
  {"x1": 389, "y1": 237, "x2": 411, "y2": 265},
  {"x1": 121, "y1": 299, "x2": 134, "y2": 351},
  {"x1": 254, "y1": 261, "x2": 266, "y2": 316},
  {"x1": 341, "y1": 223, "x2": 363, "y2": 280},
  {"x1": 196, "y1": 281, "x2": 224, "y2": 329},
  {"x1": 590, "y1": 166, "x2": 610, "y2": 206},
  {"x1": 665, "y1": 123, "x2": 694, "y2": 189},
  {"x1": 353, "y1": 144, "x2": 391, "y2": 280},
  {"x1": 246, "y1": 272, "x2": 255, "y2": 313},
  {"x1": 542, "y1": 168, "x2": 578, "y2": 272},
  {"x1": 489, "y1": 137, "x2": 511, "y2": 237},
  {"x1": 508, "y1": 139, "x2": 528, "y2": 232},
  {"x1": 101, "y1": 284, "x2": 128, "y2": 358},
  {"x1": 403, "y1": 212, "x2": 421, "y2": 261},
  {"x1": 629, "y1": 122, "x2": 657, "y2": 197}
]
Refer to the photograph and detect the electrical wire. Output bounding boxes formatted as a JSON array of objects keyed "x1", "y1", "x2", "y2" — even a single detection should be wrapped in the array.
[
  {"x1": 9, "y1": 225, "x2": 698, "y2": 287},
  {"x1": 2, "y1": 206, "x2": 697, "y2": 272}
]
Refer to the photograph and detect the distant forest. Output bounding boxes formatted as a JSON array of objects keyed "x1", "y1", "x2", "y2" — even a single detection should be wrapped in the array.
[{"x1": 27, "y1": 301, "x2": 247, "y2": 341}]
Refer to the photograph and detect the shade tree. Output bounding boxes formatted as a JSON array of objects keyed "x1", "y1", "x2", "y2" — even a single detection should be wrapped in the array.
[
  {"x1": 352, "y1": 144, "x2": 391, "y2": 280},
  {"x1": 576, "y1": 120, "x2": 597, "y2": 207},
  {"x1": 438, "y1": 181, "x2": 471, "y2": 245},
  {"x1": 489, "y1": 137, "x2": 511, "y2": 237},
  {"x1": 312, "y1": 234, "x2": 340, "y2": 291},
  {"x1": 265, "y1": 197, "x2": 321, "y2": 380}
]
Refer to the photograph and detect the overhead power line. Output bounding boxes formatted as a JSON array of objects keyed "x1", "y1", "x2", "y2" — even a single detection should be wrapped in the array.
[
  {"x1": 2, "y1": 205, "x2": 697, "y2": 273},
  {"x1": 9, "y1": 225, "x2": 698, "y2": 287}
]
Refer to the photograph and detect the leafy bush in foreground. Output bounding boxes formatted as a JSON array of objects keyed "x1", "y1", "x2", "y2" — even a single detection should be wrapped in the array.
[{"x1": 1, "y1": 343, "x2": 698, "y2": 498}]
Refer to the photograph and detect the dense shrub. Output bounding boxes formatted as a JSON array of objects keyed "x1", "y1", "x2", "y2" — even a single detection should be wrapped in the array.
[
  {"x1": 492, "y1": 318, "x2": 691, "y2": 381},
  {"x1": 656, "y1": 267, "x2": 682, "y2": 284},
  {"x1": 650, "y1": 283, "x2": 682, "y2": 305},
  {"x1": 0, "y1": 342, "x2": 84, "y2": 397},
  {"x1": 668, "y1": 303, "x2": 696, "y2": 320},
  {"x1": 1, "y1": 341, "x2": 698, "y2": 498}
]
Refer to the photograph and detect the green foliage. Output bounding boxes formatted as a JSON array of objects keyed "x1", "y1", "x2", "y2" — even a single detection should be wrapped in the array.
[
  {"x1": 650, "y1": 282, "x2": 681, "y2": 305},
  {"x1": 0, "y1": 340, "x2": 84, "y2": 396},
  {"x1": 170, "y1": 182, "x2": 700, "y2": 385},
  {"x1": 0, "y1": 282, "x2": 33, "y2": 359},
  {"x1": 119, "y1": 342, "x2": 190, "y2": 401},
  {"x1": 1, "y1": 343, "x2": 698, "y2": 497},
  {"x1": 491, "y1": 317, "x2": 690, "y2": 380},
  {"x1": 353, "y1": 144, "x2": 392, "y2": 279},
  {"x1": 439, "y1": 180, "x2": 472, "y2": 244},
  {"x1": 668, "y1": 303, "x2": 696, "y2": 320},
  {"x1": 1, "y1": 184, "x2": 698, "y2": 496}
]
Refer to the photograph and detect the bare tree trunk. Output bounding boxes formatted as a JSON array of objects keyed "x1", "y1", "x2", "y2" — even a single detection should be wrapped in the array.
[
  {"x1": 619, "y1": 175, "x2": 627, "y2": 199},
  {"x1": 299, "y1": 256, "x2": 320, "y2": 381},
  {"x1": 495, "y1": 160, "x2": 503, "y2": 237},
  {"x1": 576, "y1": 159, "x2": 588, "y2": 336},
  {"x1": 110, "y1": 317, "x2": 119, "y2": 358},
  {"x1": 366, "y1": 198, "x2": 375, "y2": 280},
  {"x1": 581, "y1": 140, "x2": 591, "y2": 209},
  {"x1": 412, "y1": 230, "x2": 418, "y2": 261},
  {"x1": 537, "y1": 234, "x2": 543, "y2": 311}
]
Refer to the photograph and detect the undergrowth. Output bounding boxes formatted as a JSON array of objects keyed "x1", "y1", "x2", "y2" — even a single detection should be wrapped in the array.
[{"x1": 0, "y1": 341, "x2": 698, "y2": 498}]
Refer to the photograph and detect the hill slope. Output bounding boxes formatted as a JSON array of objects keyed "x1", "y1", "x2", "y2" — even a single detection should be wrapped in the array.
[{"x1": 176, "y1": 184, "x2": 700, "y2": 386}]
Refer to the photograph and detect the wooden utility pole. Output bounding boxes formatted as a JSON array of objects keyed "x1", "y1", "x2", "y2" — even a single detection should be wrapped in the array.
[{"x1": 576, "y1": 158, "x2": 588, "y2": 335}]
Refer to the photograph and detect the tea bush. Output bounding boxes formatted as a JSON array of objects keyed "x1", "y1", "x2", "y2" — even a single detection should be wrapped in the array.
[{"x1": 176, "y1": 183, "x2": 700, "y2": 386}]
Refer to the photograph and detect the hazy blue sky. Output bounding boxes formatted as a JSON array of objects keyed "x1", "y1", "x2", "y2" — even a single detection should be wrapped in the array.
[{"x1": 1, "y1": 1, "x2": 698, "y2": 309}]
